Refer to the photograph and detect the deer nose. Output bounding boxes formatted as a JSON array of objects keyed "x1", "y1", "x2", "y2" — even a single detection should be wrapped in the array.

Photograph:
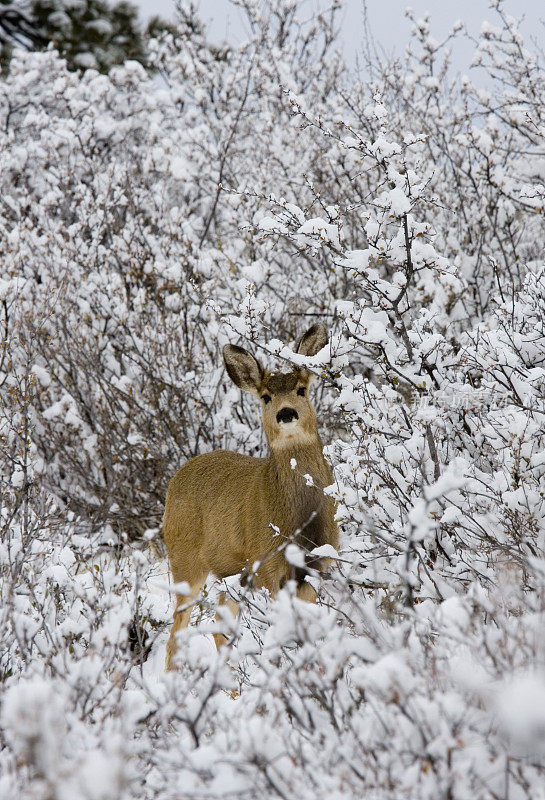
[{"x1": 277, "y1": 407, "x2": 299, "y2": 424}]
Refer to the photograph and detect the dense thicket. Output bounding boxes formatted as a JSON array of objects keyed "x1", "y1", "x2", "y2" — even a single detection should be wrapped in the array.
[{"x1": 2, "y1": 2, "x2": 545, "y2": 798}]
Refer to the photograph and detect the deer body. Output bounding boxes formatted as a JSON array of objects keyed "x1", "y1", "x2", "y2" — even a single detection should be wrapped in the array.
[{"x1": 164, "y1": 324, "x2": 338, "y2": 669}]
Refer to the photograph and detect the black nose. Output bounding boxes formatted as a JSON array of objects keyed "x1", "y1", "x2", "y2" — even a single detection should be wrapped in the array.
[{"x1": 277, "y1": 407, "x2": 298, "y2": 424}]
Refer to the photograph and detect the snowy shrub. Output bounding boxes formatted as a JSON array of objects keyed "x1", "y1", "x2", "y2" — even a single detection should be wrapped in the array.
[{"x1": 2, "y1": 1, "x2": 545, "y2": 798}]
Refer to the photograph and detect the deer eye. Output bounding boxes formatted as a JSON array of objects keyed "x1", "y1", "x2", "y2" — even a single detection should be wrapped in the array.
[
  {"x1": 262, "y1": 394, "x2": 271, "y2": 404},
  {"x1": 297, "y1": 387, "x2": 306, "y2": 397}
]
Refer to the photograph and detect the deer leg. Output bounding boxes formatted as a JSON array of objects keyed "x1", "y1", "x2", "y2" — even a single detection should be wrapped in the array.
[
  {"x1": 213, "y1": 591, "x2": 239, "y2": 650},
  {"x1": 277, "y1": 555, "x2": 319, "y2": 604},
  {"x1": 296, "y1": 580, "x2": 317, "y2": 603},
  {"x1": 165, "y1": 578, "x2": 204, "y2": 671}
]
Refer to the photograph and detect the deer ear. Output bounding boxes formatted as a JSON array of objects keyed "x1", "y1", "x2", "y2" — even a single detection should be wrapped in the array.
[
  {"x1": 295, "y1": 323, "x2": 329, "y2": 357},
  {"x1": 223, "y1": 344, "x2": 264, "y2": 395}
]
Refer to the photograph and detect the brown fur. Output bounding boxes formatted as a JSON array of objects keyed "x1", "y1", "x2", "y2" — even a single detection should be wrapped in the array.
[{"x1": 163, "y1": 324, "x2": 338, "y2": 670}]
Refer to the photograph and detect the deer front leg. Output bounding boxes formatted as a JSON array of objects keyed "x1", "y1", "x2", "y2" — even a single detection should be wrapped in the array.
[
  {"x1": 213, "y1": 591, "x2": 239, "y2": 650},
  {"x1": 296, "y1": 580, "x2": 317, "y2": 603},
  {"x1": 165, "y1": 579, "x2": 204, "y2": 671}
]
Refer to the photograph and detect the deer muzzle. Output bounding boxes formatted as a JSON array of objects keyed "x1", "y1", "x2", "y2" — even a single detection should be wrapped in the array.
[{"x1": 276, "y1": 407, "x2": 299, "y2": 424}]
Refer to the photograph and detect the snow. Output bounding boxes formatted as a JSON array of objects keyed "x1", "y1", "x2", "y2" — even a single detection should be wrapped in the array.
[
  {"x1": 296, "y1": 217, "x2": 341, "y2": 248},
  {"x1": 375, "y1": 185, "x2": 413, "y2": 215},
  {"x1": 32, "y1": 364, "x2": 51, "y2": 389},
  {"x1": 497, "y1": 673, "x2": 545, "y2": 755},
  {"x1": 3, "y1": 9, "x2": 545, "y2": 800},
  {"x1": 285, "y1": 543, "x2": 306, "y2": 567},
  {"x1": 258, "y1": 216, "x2": 288, "y2": 235}
]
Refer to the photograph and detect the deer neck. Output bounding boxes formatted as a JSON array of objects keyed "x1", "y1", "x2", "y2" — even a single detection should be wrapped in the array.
[
  {"x1": 267, "y1": 436, "x2": 329, "y2": 493},
  {"x1": 265, "y1": 437, "x2": 331, "y2": 550}
]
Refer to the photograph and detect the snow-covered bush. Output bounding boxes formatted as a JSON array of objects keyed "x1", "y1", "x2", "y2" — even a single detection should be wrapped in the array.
[{"x1": 2, "y1": 1, "x2": 545, "y2": 798}]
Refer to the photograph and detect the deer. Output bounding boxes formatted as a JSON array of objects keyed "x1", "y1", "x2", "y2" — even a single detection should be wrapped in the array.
[{"x1": 163, "y1": 323, "x2": 338, "y2": 670}]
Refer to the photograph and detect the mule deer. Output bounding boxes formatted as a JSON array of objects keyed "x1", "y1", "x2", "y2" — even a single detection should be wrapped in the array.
[{"x1": 163, "y1": 323, "x2": 338, "y2": 670}]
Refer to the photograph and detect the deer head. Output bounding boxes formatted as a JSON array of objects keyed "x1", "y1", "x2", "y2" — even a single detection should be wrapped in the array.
[{"x1": 223, "y1": 323, "x2": 328, "y2": 449}]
